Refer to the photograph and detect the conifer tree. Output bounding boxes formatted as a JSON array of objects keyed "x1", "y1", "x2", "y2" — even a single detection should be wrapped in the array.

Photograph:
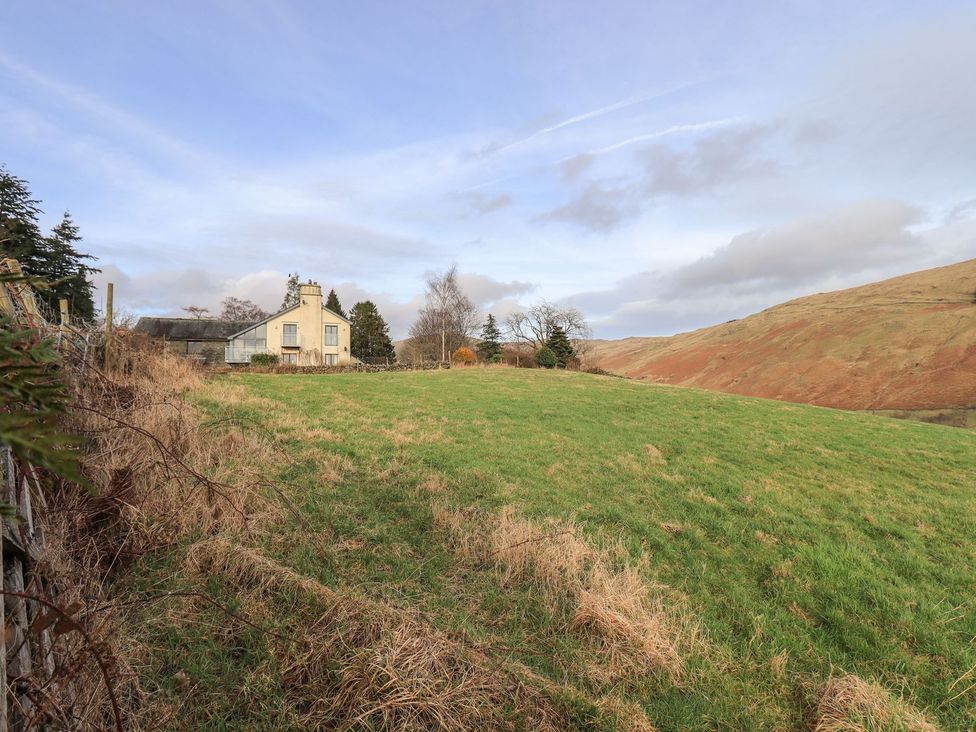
[
  {"x1": 349, "y1": 300, "x2": 396, "y2": 362},
  {"x1": 536, "y1": 346, "x2": 557, "y2": 369},
  {"x1": 44, "y1": 212, "x2": 98, "y2": 321},
  {"x1": 545, "y1": 324, "x2": 575, "y2": 367},
  {"x1": 476, "y1": 313, "x2": 503, "y2": 362},
  {"x1": 1, "y1": 170, "x2": 98, "y2": 321},
  {"x1": 325, "y1": 288, "x2": 345, "y2": 317},
  {"x1": 0, "y1": 168, "x2": 44, "y2": 269}
]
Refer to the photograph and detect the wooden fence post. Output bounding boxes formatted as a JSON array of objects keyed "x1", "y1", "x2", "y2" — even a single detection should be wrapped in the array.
[{"x1": 104, "y1": 282, "x2": 114, "y2": 368}]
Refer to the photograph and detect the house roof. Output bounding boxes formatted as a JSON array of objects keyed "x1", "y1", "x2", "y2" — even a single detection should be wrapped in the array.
[
  {"x1": 225, "y1": 303, "x2": 351, "y2": 340},
  {"x1": 134, "y1": 317, "x2": 258, "y2": 340}
]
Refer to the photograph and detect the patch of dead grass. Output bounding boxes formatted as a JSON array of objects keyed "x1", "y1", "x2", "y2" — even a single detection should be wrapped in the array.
[
  {"x1": 659, "y1": 522, "x2": 683, "y2": 536},
  {"x1": 687, "y1": 487, "x2": 720, "y2": 506},
  {"x1": 643, "y1": 443, "x2": 665, "y2": 463},
  {"x1": 755, "y1": 530, "x2": 779, "y2": 545},
  {"x1": 184, "y1": 539, "x2": 592, "y2": 731},
  {"x1": 434, "y1": 505, "x2": 699, "y2": 684},
  {"x1": 382, "y1": 418, "x2": 445, "y2": 447},
  {"x1": 416, "y1": 475, "x2": 448, "y2": 495},
  {"x1": 770, "y1": 649, "x2": 788, "y2": 679},
  {"x1": 814, "y1": 674, "x2": 939, "y2": 732}
]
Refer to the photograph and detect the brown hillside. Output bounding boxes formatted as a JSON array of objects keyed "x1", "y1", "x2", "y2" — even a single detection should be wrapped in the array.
[{"x1": 590, "y1": 259, "x2": 976, "y2": 410}]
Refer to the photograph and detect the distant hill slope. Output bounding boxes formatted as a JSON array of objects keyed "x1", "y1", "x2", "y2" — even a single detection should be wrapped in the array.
[{"x1": 590, "y1": 259, "x2": 976, "y2": 410}]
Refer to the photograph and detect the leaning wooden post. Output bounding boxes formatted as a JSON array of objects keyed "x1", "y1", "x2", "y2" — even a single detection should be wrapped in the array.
[
  {"x1": 104, "y1": 282, "x2": 114, "y2": 368},
  {"x1": 57, "y1": 298, "x2": 69, "y2": 350}
]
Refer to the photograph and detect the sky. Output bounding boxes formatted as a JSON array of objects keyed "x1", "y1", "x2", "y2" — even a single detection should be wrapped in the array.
[{"x1": 2, "y1": 0, "x2": 975, "y2": 338}]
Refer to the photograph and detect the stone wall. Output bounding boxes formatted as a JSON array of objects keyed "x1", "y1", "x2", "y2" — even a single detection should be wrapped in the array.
[{"x1": 240, "y1": 361, "x2": 449, "y2": 374}]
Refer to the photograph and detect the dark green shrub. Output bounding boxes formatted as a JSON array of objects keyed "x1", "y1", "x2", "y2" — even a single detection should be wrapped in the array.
[
  {"x1": 536, "y1": 346, "x2": 558, "y2": 369},
  {"x1": 250, "y1": 353, "x2": 279, "y2": 366}
]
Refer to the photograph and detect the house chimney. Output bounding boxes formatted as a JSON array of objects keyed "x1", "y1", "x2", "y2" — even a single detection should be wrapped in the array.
[{"x1": 299, "y1": 281, "x2": 322, "y2": 302}]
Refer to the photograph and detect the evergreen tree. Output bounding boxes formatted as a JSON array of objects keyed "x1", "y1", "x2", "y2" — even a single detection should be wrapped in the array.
[
  {"x1": 281, "y1": 272, "x2": 301, "y2": 310},
  {"x1": 0, "y1": 167, "x2": 44, "y2": 272},
  {"x1": 44, "y1": 212, "x2": 99, "y2": 321},
  {"x1": 545, "y1": 324, "x2": 575, "y2": 367},
  {"x1": 325, "y1": 288, "x2": 345, "y2": 317},
  {"x1": 535, "y1": 346, "x2": 558, "y2": 369},
  {"x1": 476, "y1": 313, "x2": 503, "y2": 362},
  {"x1": 349, "y1": 300, "x2": 396, "y2": 362},
  {"x1": 1, "y1": 170, "x2": 99, "y2": 321}
]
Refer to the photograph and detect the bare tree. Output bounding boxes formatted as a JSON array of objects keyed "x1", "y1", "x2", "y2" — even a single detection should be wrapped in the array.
[
  {"x1": 219, "y1": 296, "x2": 267, "y2": 321},
  {"x1": 182, "y1": 305, "x2": 210, "y2": 319},
  {"x1": 408, "y1": 265, "x2": 479, "y2": 363},
  {"x1": 505, "y1": 300, "x2": 591, "y2": 358}
]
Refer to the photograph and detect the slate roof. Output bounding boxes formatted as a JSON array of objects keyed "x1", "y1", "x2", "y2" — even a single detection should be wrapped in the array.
[{"x1": 134, "y1": 317, "x2": 259, "y2": 340}]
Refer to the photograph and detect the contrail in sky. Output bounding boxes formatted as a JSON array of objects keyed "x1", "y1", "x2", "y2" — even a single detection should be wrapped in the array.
[
  {"x1": 463, "y1": 116, "x2": 746, "y2": 192},
  {"x1": 581, "y1": 116, "x2": 748, "y2": 157},
  {"x1": 491, "y1": 78, "x2": 712, "y2": 155}
]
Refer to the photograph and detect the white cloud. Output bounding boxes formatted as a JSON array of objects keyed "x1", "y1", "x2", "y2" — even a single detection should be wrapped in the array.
[
  {"x1": 671, "y1": 199, "x2": 923, "y2": 291},
  {"x1": 566, "y1": 201, "x2": 976, "y2": 338}
]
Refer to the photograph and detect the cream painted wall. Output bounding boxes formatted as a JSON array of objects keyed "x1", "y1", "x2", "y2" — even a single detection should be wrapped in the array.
[{"x1": 260, "y1": 282, "x2": 353, "y2": 364}]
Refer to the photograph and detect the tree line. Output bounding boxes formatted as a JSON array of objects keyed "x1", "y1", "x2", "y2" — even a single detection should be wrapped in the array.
[{"x1": 404, "y1": 264, "x2": 590, "y2": 368}]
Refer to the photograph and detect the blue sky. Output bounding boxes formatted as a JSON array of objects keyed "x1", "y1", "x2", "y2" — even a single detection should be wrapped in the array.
[{"x1": 2, "y1": 1, "x2": 975, "y2": 337}]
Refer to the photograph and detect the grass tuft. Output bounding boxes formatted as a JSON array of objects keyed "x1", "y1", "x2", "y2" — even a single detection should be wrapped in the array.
[
  {"x1": 814, "y1": 674, "x2": 939, "y2": 732},
  {"x1": 436, "y1": 505, "x2": 697, "y2": 683}
]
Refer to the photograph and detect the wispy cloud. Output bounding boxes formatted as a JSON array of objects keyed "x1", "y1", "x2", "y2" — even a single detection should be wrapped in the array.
[
  {"x1": 0, "y1": 52, "x2": 216, "y2": 172},
  {"x1": 487, "y1": 79, "x2": 712, "y2": 156},
  {"x1": 583, "y1": 116, "x2": 748, "y2": 157}
]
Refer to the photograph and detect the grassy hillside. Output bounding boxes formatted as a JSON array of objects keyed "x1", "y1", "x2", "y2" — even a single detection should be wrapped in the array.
[
  {"x1": 130, "y1": 369, "x2": 975, "y2": 730},
  {"x1": 590, "y1": 259, "x2": 976, "y2": 411}
]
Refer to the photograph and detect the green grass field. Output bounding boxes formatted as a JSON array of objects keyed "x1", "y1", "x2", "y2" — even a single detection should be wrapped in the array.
[{"x1": 135, "y1": 368, "x2": 976, "y2": 730}]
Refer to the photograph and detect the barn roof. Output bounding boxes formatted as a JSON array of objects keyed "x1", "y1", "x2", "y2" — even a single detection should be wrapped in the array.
[{"x1": 133, "y1": 317, "x2": 258, "y2": 340}]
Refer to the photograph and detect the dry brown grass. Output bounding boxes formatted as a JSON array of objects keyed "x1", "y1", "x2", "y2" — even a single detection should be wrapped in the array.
[
  {"x1": 434, "y1": 505, "x2": 698, "y2": 683},
  {"x1": 770, "y1": 649, "x2": 789, "y2": 679},
  {"x1": 185, "y1": 538, "x2": 575, "y2": 731},
  {"x1": 687, "y1": 487, "x2": 720, "y2": 506},
  {"x1": 416, "y1": 474, "x2": 448, "y2": 495},
  {"x1": 814, "y1": 674, "x2": 939, "y2": 731},
  {"x1": 643, "y1": 443, "x2": 665, "y2": 463},
  {"x1": 64, "y1": 349, "x2": 284, "y2": 566},
  {"x1": 20, "y1": 339, "x2": 296, "y2": 730},
  {"x1": 382, "y1": 418, "x2": 445, "y2": 447},
  {"x1": 659, "y1": 522, "x2": 683, "y2": 535}
]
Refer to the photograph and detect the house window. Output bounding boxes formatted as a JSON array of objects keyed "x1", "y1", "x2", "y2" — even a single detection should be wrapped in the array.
[
  {"x1": 282, "y1": 353, "x2": 298, "y2": 365},
  {"x1": 324, "y1": 324, "x2": 338, "y2": 346},
  {"x1": 325, "y1": 353, "x2": 337, "y2": 366},
  {"x1": 282, "y1": 323, "x2": 298, "y2": 346}
]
